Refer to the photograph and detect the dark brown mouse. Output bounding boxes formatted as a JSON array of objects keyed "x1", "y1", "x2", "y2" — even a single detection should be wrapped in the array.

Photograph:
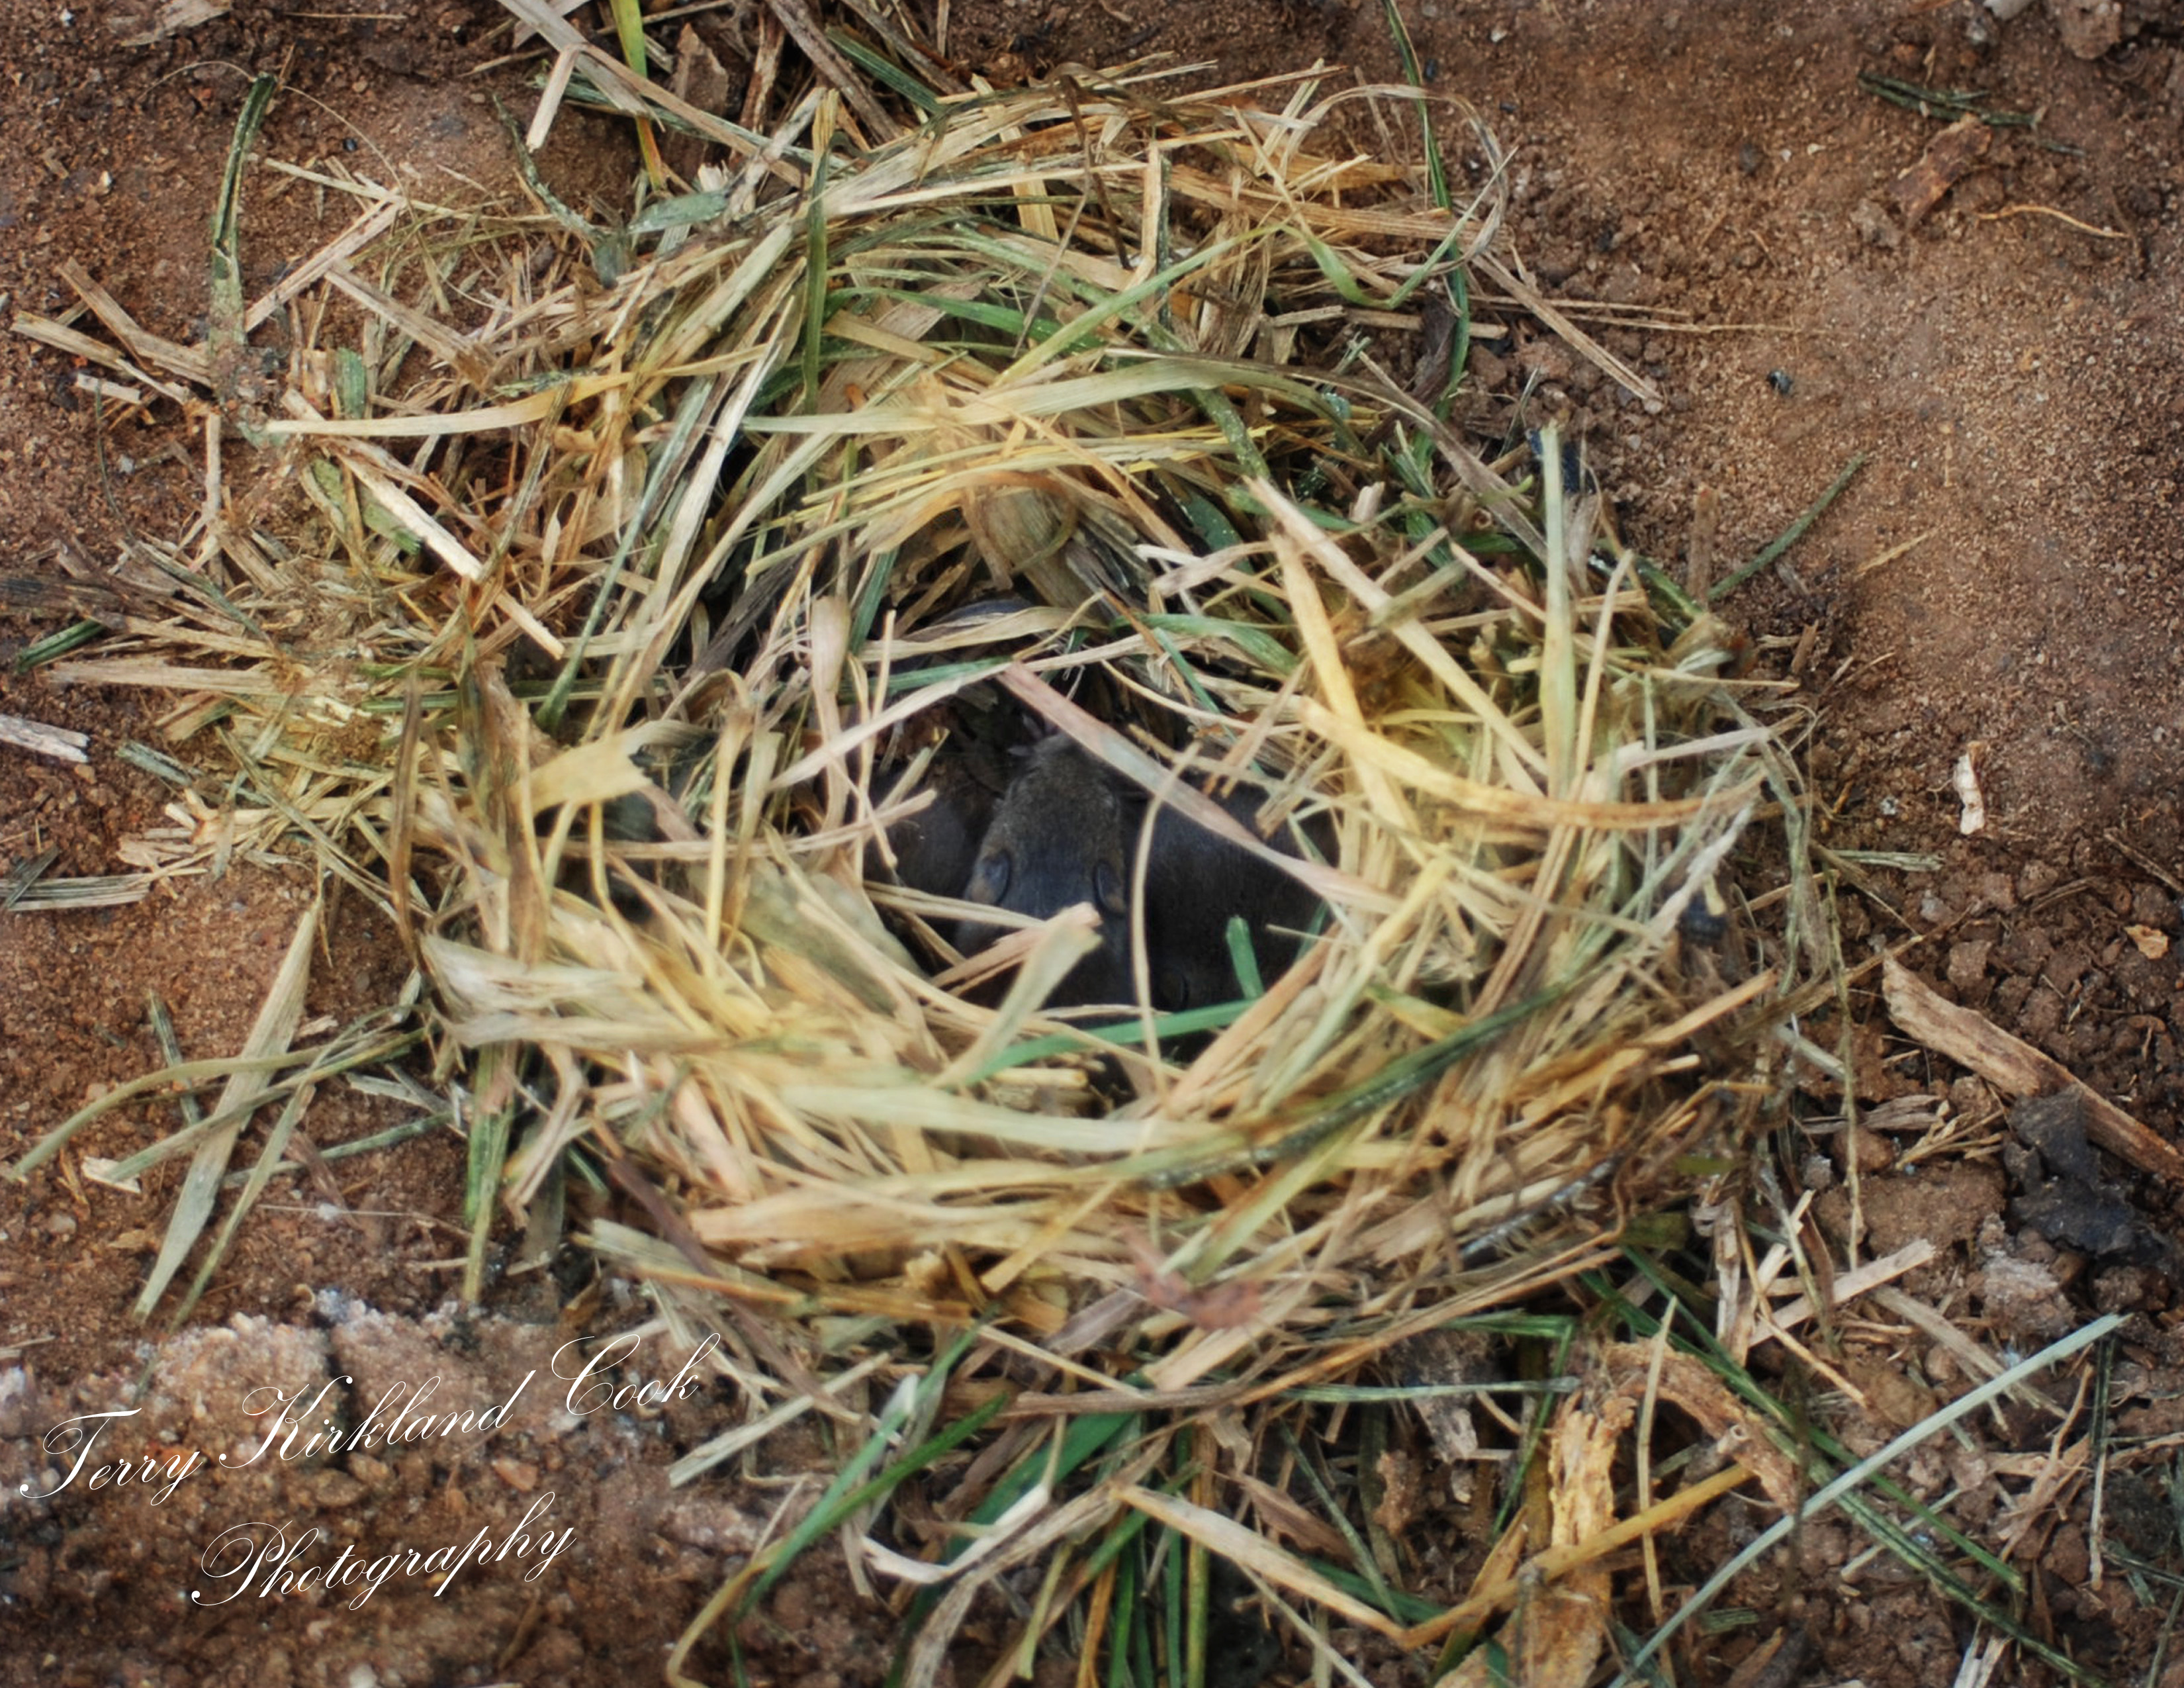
[
  {"x1": 959, "y1": 745, "x2": 1328, "y2": 1015},
  {"x1": 871, "y1": 746, "x2": 1010, "y2": 904},
  {"x1": 953, "y1": 737, "x2": 1136, "y2": 1006},
  {"x1": 863, "y1": 598, "x2": 1047, "y2": 903},
  {"x1": 1140, "y1": 786, "x2": 1326, "y2": 1012}
]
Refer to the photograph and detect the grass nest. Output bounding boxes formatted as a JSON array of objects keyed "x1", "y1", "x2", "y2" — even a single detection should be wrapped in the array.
[{"x1": 15, "y1": 9, "x2": 1860, "y2": 1683}]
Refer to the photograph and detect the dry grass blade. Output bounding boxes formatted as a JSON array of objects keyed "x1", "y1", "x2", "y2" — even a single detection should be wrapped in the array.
[
  {"x1": 134, "y1": 904, "x2": 319, "y2": 1321},
  {"x1": 1122, "y1": 1486, "x2": 1407, "y2": 1638},
  {"x1": 0, "y1": 712, "x2": 91, "y2": 764},
  {"x1": 3, "y1": 872, "x2": 156, "y2": 912}
]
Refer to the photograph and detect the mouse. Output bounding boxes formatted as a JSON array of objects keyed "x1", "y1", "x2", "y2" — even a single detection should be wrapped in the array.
[
  {"x1": 1139, "y1": 784, "x2": 1326, "y2": 1012},
  {"x1": 957, "y1": 741, "x2": 1328, "y2": 1015},
  {"x1": 953, "y1": 737, "x2": 1136, "y2": 1007},
  {"x1": 872, "y1": 744, "x2": 1011, "y2": 906}
]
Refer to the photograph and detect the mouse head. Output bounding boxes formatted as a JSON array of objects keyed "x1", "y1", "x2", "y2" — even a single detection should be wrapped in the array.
[{"x1": 955, "y1": 739, "x2": 1135, "y2": 1004}]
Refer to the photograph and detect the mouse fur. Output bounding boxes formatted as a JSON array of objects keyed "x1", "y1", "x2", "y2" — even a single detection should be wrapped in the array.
[
  {"x1": 884, "y1": 731, "x2": 1328, "y2": 1015},
  {"x1": 873, "y1": 745, "x2": 1010, "y2": 904},
  {"x1": 1140, "y1": 785, "x2": 1326, "y2": 1011},
  {"x1": 954, "y1": 738, "x2": 1136, "y2": 1006}
]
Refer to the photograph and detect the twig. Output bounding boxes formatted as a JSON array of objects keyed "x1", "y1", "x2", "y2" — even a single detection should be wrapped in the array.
[{"x1": 1883, "y1": 957, "x2": 2184, "y2": 1184}]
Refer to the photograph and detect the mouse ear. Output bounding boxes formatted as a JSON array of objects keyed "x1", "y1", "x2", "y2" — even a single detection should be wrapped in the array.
[
  {"x1": 1092, "y1": 857, "x2": 1127, "y2": 919},
  {"x1": 965, "y1": 845, "x2": 1013, "y2": 904}
]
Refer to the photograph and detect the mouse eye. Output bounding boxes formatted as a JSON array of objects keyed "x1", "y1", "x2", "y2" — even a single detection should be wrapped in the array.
[
  {"x1": 966, "y1": 847, "x2": 1013, "y2": 904},
  {"x1": 1093, "y1": 858, "x2": 1127, "y2": 919},
  {"x1": 1155, "y1": 964, "x2": 1191, "y2": 1013}
]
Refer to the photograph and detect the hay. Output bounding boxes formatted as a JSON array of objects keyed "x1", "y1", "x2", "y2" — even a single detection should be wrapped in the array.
[{"x1": 17, "y1": 13, "x2": 1840, "y2": 1681}]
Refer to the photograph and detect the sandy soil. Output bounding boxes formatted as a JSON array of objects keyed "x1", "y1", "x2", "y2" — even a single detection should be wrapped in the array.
[{"x1": 2, "y1": 1, "x2": 2181, "y2": 1683}]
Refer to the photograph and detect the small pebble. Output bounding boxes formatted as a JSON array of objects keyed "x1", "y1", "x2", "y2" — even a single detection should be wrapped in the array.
[{"x1": 1848, "y1": 1126, "x2": 1896, "y2": 1175}]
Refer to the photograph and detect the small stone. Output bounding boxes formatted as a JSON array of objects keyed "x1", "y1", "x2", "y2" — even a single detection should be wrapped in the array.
[
  {"x1": 772, "y1": 1579, "x2": 815, "y2": 1630},
  {"x1": 1815, "y1": 1160, "x2": 2005, "y2": 1254},
  {"x1": 2045, "y1": 0, "x2": 2122, "y2": 60},
  {"x1": 1946, "y1": 939, "x2": 1993, "y2": 993},
  {"x1": 309, "y1": 1470, "x2": 367, "y2": 1509},
  {"x1": 1467, "y1": 346, "x2": 1512, "y2": 391},
  {"x1": 2047, "y1": 1523, "x2": 2091, "y2": 1585},
  {"x1": 1846, "y1": 1356, "x2": 1937, "y2": 1430},
  {"x1": 1848, "y1": 1126, "x2": 1896, "y2": 1175},
  {"x1": 2093, "y1": 1264, "x2": 2163, "y2": 1314},
  {"x1": 1851, "y1": 200, "x2": 1901, "y2": 249},
  {"x1": 0, "y1": 1368, "x2": 43, "y2": 1439}
]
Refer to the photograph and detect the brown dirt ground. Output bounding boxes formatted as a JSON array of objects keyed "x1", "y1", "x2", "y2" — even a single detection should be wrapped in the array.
[{"x1": 3, "y1": 1, "x2": 2183, "y2": 1684}]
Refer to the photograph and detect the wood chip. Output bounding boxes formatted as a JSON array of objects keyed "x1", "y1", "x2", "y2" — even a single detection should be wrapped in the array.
[
  {"x1": 1883, "y1": 956, "x2": 2184, "y2": 1184},
  {"x1": 663, "y1": 24, "x2": 737, "y2": 185},
  {"x1": 112, "y1": 0, "x2": 229, "y2": 50},
  {"x1": 1952, "y1": 743, "x2": 1987, "y2": 834},
  {"x1": 2126, "y1": 923, "x2": 2170, "y2": 961},
  {"x1": 1891, "y1": 115, "x2": 1991, "y2": 226}
]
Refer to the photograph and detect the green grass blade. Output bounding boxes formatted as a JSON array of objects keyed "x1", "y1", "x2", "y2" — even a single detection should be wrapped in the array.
[
  {"x1": 1379, "y1": 0, "x2": 1450, "y2": 208},
  {"x1": 207, "y1": 73, "x2": 277, "y2": 442},
  {"x1": 464, "y1": 1046, "x2": 516, "y2": 1303},
  {"x1": 1709, "y1": 453, "x2": 1864, "y2": 602},
  {"x1": 14, "y1": 620, "x2": 105, "y2": 671}
]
